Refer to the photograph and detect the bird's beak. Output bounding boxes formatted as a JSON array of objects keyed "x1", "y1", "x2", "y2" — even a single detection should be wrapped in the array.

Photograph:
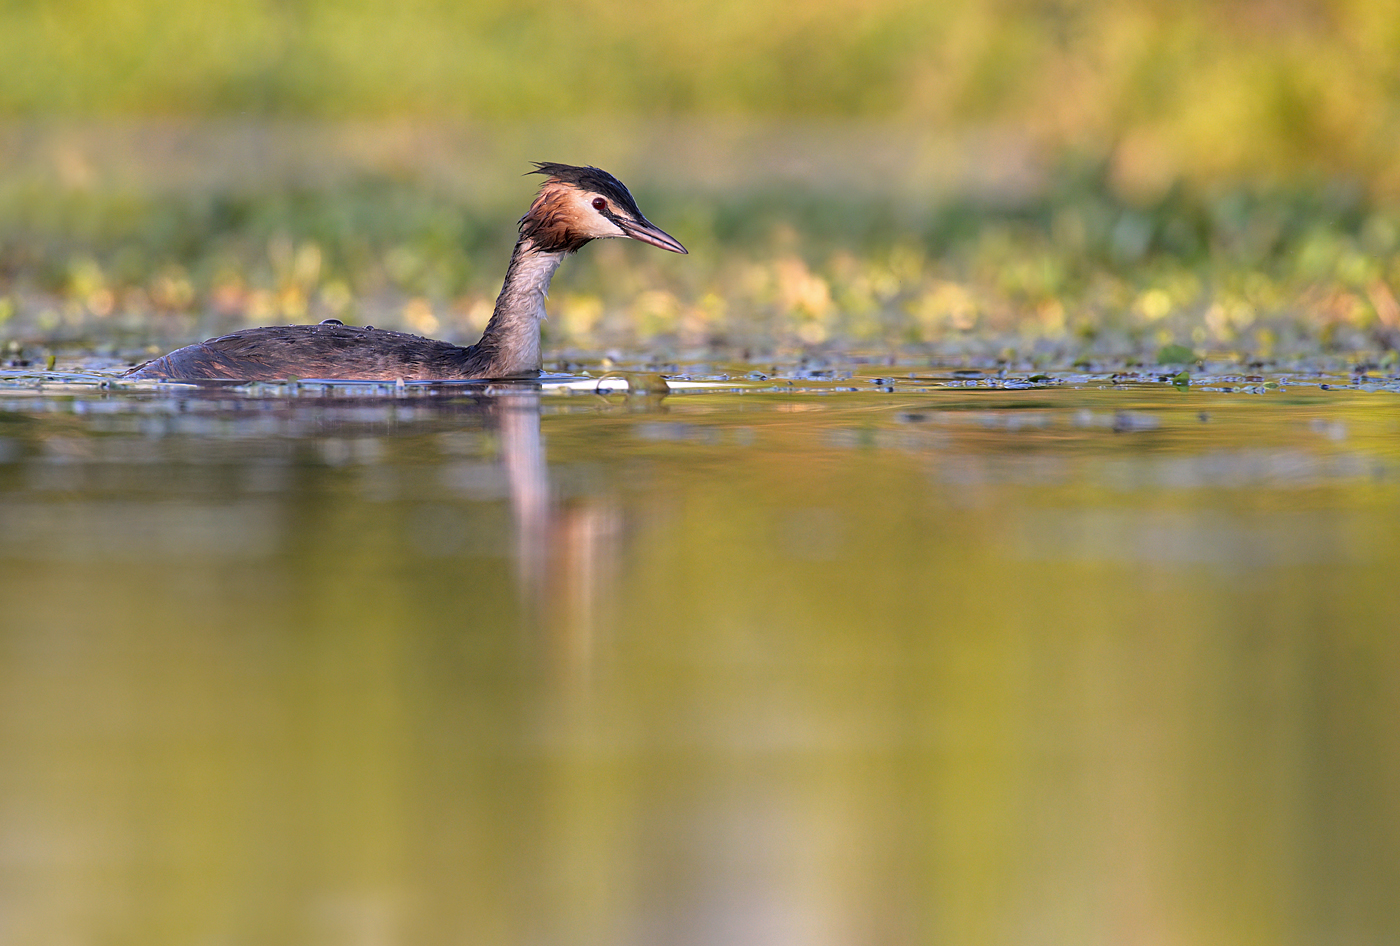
[{"x1": 620, "y1": 216, "x2": 688, "y2": 254}]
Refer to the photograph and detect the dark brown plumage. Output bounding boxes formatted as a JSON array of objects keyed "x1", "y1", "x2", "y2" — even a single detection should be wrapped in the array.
[
  {"x1": 125, "y1": 163, "x2": 685, "y2": 382},
  {"x1": 127, "y1": 322, "x2": 498, "y2": 381}
]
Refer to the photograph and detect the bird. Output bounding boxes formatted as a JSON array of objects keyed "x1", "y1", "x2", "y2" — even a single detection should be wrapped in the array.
[{"x1": 124, "y1": 163, "x2": 687, "y2": 381}]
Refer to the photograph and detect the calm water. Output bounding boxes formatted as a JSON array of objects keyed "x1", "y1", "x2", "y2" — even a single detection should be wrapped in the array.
[{"x1": 1, "y1": 365, "x2": 1398, "y2": 946}]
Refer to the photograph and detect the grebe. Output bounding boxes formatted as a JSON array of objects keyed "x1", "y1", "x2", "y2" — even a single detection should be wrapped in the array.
[{"x1": 125, "y1": 163, "x2": 686, "y2": 381}]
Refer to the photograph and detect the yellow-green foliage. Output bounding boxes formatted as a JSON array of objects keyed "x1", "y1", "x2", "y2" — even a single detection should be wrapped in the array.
[
  {"x1": 3, "y1": 163, "x2": 1399, "y2": 360},
  {"x1": 4, "y1": 0, "x2": 1400, "y2": 189},
  {"x1": 5, "y1": 2, "x2": 1400, "y2": 358}
]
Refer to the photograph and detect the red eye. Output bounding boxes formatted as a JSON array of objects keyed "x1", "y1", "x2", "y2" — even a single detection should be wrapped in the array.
[{"x1": 592, "y1": 197, "x2": 607, "y2": 210}]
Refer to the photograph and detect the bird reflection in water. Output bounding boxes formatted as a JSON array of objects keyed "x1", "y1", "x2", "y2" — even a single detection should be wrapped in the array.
[
  {"x1": 126, "y1": 379, "x2": 620, "y2": 676},
  {"x1": 483, "y1": 386, "x2": 619, "y2": 680}
]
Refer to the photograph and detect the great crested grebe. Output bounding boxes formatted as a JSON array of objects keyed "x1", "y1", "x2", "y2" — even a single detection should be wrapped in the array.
[{"x1": 125, "y1": 163, "x2": 686, "y2": 381}]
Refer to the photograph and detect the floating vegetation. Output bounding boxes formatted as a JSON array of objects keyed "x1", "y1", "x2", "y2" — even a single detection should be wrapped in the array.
[{"x1": 4, "y1": 126, "x2": 1400, "y2": 371}]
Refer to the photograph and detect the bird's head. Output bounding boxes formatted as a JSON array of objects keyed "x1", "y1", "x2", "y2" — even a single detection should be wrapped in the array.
[{"x1": 519, "y1": 163, "x2": 687, "y2": 255}]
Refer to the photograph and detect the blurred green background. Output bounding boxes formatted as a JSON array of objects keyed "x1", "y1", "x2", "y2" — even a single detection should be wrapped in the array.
[
  {"x1": 3, "y1": 0, "x2": 1400, "y2": 362},
  {"x1": 6, "y1": 8, "x2": 1400, "y2": 941}
]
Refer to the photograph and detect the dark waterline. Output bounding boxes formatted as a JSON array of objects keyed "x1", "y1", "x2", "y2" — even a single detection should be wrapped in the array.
[{"x1": 2, "y1": 365, "x2": 1398, "y2": 945}]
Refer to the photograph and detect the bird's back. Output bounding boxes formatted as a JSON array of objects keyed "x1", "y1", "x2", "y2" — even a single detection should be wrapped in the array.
[{"x1": 126, "y1": 323, "x2": 489, "y2": 381}]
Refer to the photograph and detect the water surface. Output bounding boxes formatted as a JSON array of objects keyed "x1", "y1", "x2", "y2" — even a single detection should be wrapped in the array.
[{"x1": 1, "y1": 365, "x2": 1398, "y2": 946}]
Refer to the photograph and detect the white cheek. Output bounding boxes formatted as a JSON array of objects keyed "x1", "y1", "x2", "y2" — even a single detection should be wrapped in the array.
[
  {"x1": 570, "y1": 194, "x2": 627, "y2": 238},
  {"x1": 593, "y1": 210, "x2": 628, "y2": 239}
]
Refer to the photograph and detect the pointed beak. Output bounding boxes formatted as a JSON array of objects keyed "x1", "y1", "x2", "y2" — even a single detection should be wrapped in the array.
[{"x1": 619, "y1": 216, "x2": 688, "y2": 254}]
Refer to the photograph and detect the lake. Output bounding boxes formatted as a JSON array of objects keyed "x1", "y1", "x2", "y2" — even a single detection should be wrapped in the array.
[{"x1": 1, "y1": 361, "x2": 1398, "y2": 945}]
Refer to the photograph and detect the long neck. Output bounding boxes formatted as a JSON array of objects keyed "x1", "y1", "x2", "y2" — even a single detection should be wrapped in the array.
[{"x1": 473, "y1": 238, "x2": 566, "y2": 376}]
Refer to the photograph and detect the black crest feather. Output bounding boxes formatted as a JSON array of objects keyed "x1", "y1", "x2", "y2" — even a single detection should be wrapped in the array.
[{"x1": 529, "y1": 162, "x2": 644, "y2": 217}]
